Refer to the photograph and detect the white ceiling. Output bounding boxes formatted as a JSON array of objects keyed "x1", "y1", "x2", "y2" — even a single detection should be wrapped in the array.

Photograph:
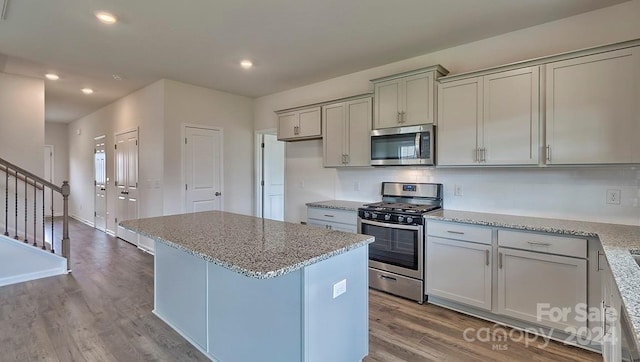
[{"x1": 0, "y1": 0, "x2": 630, "y2": 123}]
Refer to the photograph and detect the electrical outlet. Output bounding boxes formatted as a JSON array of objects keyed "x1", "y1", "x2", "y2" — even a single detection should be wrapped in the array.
[
  {"x1": 606, "y1": 189, "x2": 621, "y2": 205},
  {"x1": 333, "y1": 279, "x2": 347, "y2": 299},
  {"x1": 454, "y1": 184, "x2": 463, "y2": 196}
]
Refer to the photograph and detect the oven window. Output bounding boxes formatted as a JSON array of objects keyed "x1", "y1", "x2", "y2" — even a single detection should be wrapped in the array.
[
  {"x1": 371, "y1": 133, "x2": 417, "y2": 160},
  {"x1": 361, "y1": 223, "x2": 418, "y2": 270}
]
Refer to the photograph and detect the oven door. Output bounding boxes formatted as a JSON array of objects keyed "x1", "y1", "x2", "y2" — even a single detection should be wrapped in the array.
[{"x1": 358, "y1": 218, "x2": 423, "y2": 279}]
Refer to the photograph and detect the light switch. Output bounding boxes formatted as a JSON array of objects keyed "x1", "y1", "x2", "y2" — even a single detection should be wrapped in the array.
[{"x1": 333, "y1": 279, "x2": 347, "y2": 299}]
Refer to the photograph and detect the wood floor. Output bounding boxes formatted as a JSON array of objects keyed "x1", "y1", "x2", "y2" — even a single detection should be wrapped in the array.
[{"x1": 0, "y1": 219, "x2": 601, "y2": 361}]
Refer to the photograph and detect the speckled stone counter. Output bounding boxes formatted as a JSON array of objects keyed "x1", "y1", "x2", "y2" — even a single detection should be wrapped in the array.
[
  {"x1": 120, "y1": 210, "x2": 373, "y2": 279},
  {"x1": 425, "y1": 209, "x2": 640, "y2": 348},
  {"x1": 305, "y1": 200, "x2": 367, "y2": 211}
]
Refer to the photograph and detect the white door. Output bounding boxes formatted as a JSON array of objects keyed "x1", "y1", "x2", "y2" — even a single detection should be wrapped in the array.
[
  {"x1": 94, "y1": 137, "x2": 107, "y2": 232},
  {"x1": 497, "y1": 247, "x2": 587, "y2": 331},
  {"x1": 43, "y1": 145, "x2": 54, "y2": 216},
  {"x1": 262, "y1": 134, "x2": 284, "y2": 221},
  {"x1": 184, "y1": 126, "x2": 222, "y2": 213},
  {"x1": 426, "y1": 237, "x2": 492, "y2": 310},
  {"x1": 115, "y1": 130, "x2": 139, "y2": 245}
]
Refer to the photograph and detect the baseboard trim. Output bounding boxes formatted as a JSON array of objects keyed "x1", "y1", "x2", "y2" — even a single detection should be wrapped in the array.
[{"x1": 70, "y1": 214, "x2": 94, "y2": 228}]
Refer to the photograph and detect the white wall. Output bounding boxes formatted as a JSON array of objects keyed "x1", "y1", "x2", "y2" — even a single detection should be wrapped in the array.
[
  {"x1": 0, "y1": 72, "x2": 45, "y2": 173},
  {"x1": 163, "y1": 79, "x2": 254, "y2": 216},
  {"x1": 44, "y1": 122, "x2": 69, "y2": 214},
  {"x1": 67, "y1": 80, "x2": 165, "y2": 232},
  {"x1": 254, "y1": 1, "x2": 640, "y2": 225}
]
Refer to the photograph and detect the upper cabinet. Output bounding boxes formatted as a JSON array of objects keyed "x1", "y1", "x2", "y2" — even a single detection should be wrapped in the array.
[
  {"x1": 323, "y1": 96, "x2": 372, "y2": 167},
  {"x1": 545, "y1": 47, "x2": 640, "y2": 165},
  {"x1": 372, "y1": 66, "x2": 448, "y2": 129},
  {"x1": 277, "y1": 106, "x2": 322, "y2": 141},
  {"x1": 437, "y1": 66, "x2": 540, "y2": 166}
]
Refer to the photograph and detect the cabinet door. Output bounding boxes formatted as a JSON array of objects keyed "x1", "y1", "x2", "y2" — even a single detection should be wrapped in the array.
[
  {"x1": 374, "y1": 79, "x2": 402, "y2": 129},
  {"x1": 426, "y1": 237, "x2": 492, "y2": 310},
  {"x1": 323, "y1": 103, "x2": 346, "y2": 167},
  {"x1": 403, "y1": 72, "x2": 435, "y2": 126},
  {"x1": 497, "y1": 247, "x2": 587, "y2": 331},
  {"x1": 437, "y1": 78, "x2": 482, "y2": 166},
  {"x1": 483, "y1": 67, "x2": 540, "y2": 165},
  {"x1": 546, "y1": 47, "x2": 640, "y2": 164},
  {"x1": 298, "y1": 107, "x2": 322, "y2": 138},
  {"x1": 345, "y1": 97, "x2": 372, "y2": 167},
  {"x1": 277, "y1": 112, "x2": 298, "y2": 140}
]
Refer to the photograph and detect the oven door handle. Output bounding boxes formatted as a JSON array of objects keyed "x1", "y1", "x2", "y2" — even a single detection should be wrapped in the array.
[{"x1": 359, "y1": 218, "x2": 422, "y2": 231}]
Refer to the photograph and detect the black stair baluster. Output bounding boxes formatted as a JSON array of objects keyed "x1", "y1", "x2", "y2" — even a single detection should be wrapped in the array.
[
  {"x1": 42, "y1": 187, "x2": 45, "y2": 250},
  {"x1": 50, "y1": 188, "x2": 54, "y2": 253},
  {"x1": 32, "y1": 182, "x2": 37, "y2": 247},
  {"x1": 14, "y1": 171, "x2": 18, "y2": 239},
  {"x1": 24, "y1": 176, "x2": 28, "y2": 243},
  {"x1": 4, "y1": 171, "x2": 8, "y2": 236}
]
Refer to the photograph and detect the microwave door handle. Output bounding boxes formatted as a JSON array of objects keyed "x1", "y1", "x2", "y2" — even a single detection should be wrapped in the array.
[{"x1": 415, "y1": 133, "x2": 421, "y2": 158}]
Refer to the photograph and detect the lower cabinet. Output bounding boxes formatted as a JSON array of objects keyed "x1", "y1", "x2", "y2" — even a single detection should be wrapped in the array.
[
  {"x1": 497, "y1": 247, "x2": 587, "y2": 331},
  {"x1": 307, "y1": 207, "x2": 357, "y2": 233},
  {"x1": 426, "y1": 237, "x2": 492, "y2": 310}
]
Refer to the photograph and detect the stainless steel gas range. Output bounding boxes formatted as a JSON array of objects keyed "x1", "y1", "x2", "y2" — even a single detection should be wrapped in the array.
[{"x1": 358, "y1": 182, "x2": 443, "y2": 303}]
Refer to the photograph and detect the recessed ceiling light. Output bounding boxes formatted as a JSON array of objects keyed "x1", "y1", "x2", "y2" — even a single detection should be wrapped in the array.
[
  {"x1": 240, "y1": 60, "x2": 253, "y2": 69},
  {"x1": 95, "y1": 11, "x2": 117, "y2": 25},
  {"x1": 81, "y1": 88, "x2": 94, "y2": 95},
  {"x1": 45, "y1": 73, "x2": 59, "y2": 80},
  {"x1": 112, "y1": 74, "x2": 123, "y2": 81}
]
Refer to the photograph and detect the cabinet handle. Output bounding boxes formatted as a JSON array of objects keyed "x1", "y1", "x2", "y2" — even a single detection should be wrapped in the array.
[
  {"x1": 527, "y1": 241, "x2": 552, "y2": 247},
  {"x1": 294, "y1": 126, "x2": 300, "y2": 135},
  {"x1": 447, "y1": 230, "x2": 465, "y2": 235},
  {"x1": 323, "y1": 214, "x2": 334, "y2": 218},
  {"x1": 597, "y1": 250, "x2": 604, "y2": 271},
  {"x1": 474, "y1": 148, "x2": 478, "y2": 162},
  {"x1": 485, "y1": 249, "x2": 490, "y2": 266},
  {"x1": 345, "y1": 154, "x2": 349, "y2": 164},
  {"x1": 401, "y1": 111, "x2": 406, "y2": 123},
  {"x1": 397, "y1": 112, "x2": 402, "y2": 123},
  {"x1": 546, "y1": 145, "x2": 551, "y2": 162},
  {"x1": 498, "y1": 252, "x2": 503, "y2": 269},
  {"x1": 481, "y1": 148, "x2": 486, "y2": 162}
]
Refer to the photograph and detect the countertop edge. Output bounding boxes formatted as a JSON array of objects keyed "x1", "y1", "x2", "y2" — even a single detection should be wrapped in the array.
[
  {"x1": 124, "y1": 224, "x2": 374, "y2": 279},
  {"x1": 305, "y1": 200, "x2": 366, "y2": 212}
]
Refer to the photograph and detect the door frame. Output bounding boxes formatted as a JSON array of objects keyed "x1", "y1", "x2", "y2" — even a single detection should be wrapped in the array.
[
  {"x1": 93, "y1": 135, "x2": 106, "y2": 231},
  {"x1": 182, "y1": 123, "x2": 224, "y2": 214},
  {"x1": 254, "y1": 128, "x2": 285, "y2": 219}
]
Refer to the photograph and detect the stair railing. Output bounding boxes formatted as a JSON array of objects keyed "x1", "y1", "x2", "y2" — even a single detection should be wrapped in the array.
[{"x1": 0, "y1": 157, "x2": 70, "y2": 271}]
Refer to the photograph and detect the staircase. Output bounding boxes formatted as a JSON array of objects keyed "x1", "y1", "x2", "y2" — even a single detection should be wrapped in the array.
[{"x1": 0, "y1": 157, "x2": 70, "y2": 287}]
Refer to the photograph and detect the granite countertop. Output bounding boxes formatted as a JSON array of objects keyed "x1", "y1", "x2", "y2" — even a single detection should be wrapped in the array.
[
  {"x1": 424, "y1": 209, "x2": 640, "y2": 348},
  {"x1": 120, "y1": 211, "x2": 373, "y2": 279},
  {"x1": 305, "y1": 200, "x2": 367, "y2": 211}
]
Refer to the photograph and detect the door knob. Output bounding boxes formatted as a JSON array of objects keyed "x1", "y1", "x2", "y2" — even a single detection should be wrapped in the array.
[{"x1": 215, "y1": 192, "x2": 222, "y2": 196}]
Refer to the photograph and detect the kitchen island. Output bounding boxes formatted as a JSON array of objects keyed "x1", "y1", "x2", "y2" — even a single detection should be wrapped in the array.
[{"x1": 121, "y1": 211, "x2": 374, "y2": 362}]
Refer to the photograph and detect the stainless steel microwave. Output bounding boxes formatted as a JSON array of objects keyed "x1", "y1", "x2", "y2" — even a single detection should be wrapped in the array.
[{"x1": 370, "y1": 125, "x2": 435, "y2": 166}]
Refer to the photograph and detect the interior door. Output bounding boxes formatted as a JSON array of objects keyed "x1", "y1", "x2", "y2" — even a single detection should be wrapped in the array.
[
  {"x1": 115, "y1": 129, "x2": 139, "y2": 245},
  {"x1": 262, "y1": 134, "x2": 284, "y2": 221},
  {"x1": 94, "y1": 137, "x2": 107, "y2": 232},
  {"x1": 184, "y1": 126, "x2": 222, "y2": 213}
]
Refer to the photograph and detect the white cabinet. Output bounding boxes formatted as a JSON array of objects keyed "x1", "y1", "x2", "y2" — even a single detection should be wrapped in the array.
[
  {"x1": 277, "y1": 106, "x2": 322, "y2": 141},
  {"x1": 322, "y1": 96, "x2": 372, "y2": 167},
  {"x1": 372, "y1": 66, "x2": 448, "y2": 129},
  {"x1": 497, "y1": 247, "x2": 587, "y2": 331},
  {"x1": 545, "y1": 46, "x2": 640, "y2": 165},
  {"x1": 601, "y1": 258, "x2": 622, "y2": 362},
  {"x1": 426, "y1": 236, "x2": 492, "y2": 310},
  {"x1": 307, "y1": 207, "x2": 357, "y2": 233},
  {"x1": 437, "y1": 66, "x2": 540, "y2": 166}
]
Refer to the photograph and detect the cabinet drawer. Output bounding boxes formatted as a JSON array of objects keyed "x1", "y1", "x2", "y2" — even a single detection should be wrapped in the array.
[
  {"x1": 307, "y1": 207, "x2": 357, "y2": 225},
  {"x1": 498, "y1": 230, "x2": 587, "y2": 258},
  {"x1": 426, "y1": 221, "x2": 492, "y2": 245}
]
